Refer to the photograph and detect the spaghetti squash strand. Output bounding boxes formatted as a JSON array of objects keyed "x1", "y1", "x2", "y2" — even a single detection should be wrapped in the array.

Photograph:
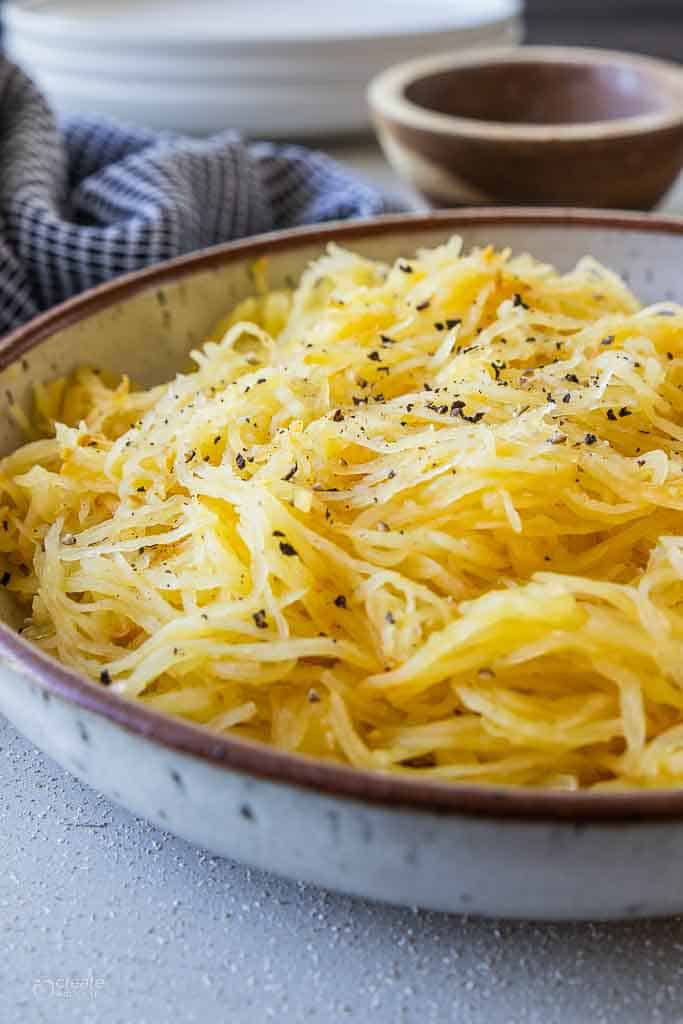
[{"x1": 1, "y1": 237, "x2": 683, "y2": 787}]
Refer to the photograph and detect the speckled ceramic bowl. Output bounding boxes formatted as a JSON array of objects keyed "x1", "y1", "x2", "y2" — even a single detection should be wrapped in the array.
[{"x1": 2, "y1": 210, "x2": 683, "y2": 920}]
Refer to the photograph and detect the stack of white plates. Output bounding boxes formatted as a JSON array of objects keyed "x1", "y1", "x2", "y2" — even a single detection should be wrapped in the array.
[{"x1": 3, "y1": 0, "x2": 522, "y2": 138}]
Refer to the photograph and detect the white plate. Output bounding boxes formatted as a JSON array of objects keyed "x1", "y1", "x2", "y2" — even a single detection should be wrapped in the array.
[
  {"x1": 3, "y1": 210, "x2": 683, "y2": 921},
  {"x1": 3, "y1": 0, "x2": 522, "y2": 136},
  {"x1": 6, "y1": 0, "x2": 522, "y2": 44}
]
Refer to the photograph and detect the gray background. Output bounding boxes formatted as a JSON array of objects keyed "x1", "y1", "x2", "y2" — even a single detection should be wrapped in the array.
[
  {"x1": 526, "y1": 0, "x2": 683, "y2": 62},
  {"x1": 4, "y1": 713, "x2": 683, "y2": 1024}
]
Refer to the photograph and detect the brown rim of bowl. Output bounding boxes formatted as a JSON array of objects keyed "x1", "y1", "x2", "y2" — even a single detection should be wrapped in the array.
[
  {"x1": 4, "y1": 207, "x2": 683, "y2": 823},
  {"x1": 368, "y1": 46, "x2": 683, "y2": 143}
]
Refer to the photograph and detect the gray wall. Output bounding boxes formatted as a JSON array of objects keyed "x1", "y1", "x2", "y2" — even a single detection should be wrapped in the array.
[{"x1": 526, "y1": 0, "x2": 683, "y2": 62}]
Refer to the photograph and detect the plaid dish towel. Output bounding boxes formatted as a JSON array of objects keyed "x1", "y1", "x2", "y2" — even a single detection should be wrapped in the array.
[{"x1": 0, "y1": 58, "x2": 402, "y2": 335}]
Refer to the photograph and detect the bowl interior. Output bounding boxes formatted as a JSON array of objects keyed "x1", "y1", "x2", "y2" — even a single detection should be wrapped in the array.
[
  {"x1": 1, "y1": 215, "x2": 682, "y2": 634},
  {"x1": 404, "y1": 59, "x2": 674, "y2": 126}
]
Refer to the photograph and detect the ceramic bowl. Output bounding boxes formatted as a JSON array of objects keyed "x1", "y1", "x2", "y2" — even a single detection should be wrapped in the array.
[
  {"x1": 368, "y1": 46, "x2": 683, "y2": 209},
  {"x1": 3, "y1": 210, "x2": 683, "y2": 920},
  {"x1": 3, "y1": 0, "x2": 521, "y2": 137}
]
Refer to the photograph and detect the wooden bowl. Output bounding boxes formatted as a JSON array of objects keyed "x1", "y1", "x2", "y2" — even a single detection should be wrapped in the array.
[{"x1": 369, "y1": 46, "x2": 683, "y2": 209}]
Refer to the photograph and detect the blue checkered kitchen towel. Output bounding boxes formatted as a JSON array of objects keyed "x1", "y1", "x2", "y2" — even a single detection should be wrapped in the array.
[{"x1": 0, "y1": 57, "x2": 401, "y2": 335}]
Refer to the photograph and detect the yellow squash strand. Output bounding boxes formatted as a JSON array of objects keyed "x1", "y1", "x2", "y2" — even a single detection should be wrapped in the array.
[{"x1": 2, "y1": 237, "x2": 683, "y2": 789}]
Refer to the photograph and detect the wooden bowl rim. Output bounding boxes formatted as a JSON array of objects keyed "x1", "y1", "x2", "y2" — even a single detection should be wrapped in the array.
[{"x1": 368, "y1": 45, "x2": 683, "y2": 142}]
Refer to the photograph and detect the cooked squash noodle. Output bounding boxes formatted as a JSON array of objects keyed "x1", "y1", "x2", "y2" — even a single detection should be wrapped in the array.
[{"x1": 2, "y1": 237, "x2": 683, "y2": 788}]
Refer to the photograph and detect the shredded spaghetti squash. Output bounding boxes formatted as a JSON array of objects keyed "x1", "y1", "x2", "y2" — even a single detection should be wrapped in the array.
[{"x1": 2, "y1": 237, "x2": 683, "y2": 789}]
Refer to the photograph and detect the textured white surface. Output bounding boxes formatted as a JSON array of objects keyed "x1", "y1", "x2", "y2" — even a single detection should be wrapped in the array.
[
  {"x1": 3, "y1": 149, "x2": 683, "y2": 1022},
  {"x1": 4, "y1": 715, "x2": 683, "y2": 1024}
]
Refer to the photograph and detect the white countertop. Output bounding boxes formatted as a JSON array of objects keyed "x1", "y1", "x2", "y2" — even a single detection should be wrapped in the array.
[
  {"x1": 5, "y1": 719, "x2": 683, "y2": 1024},
  {"x1": 3, "y1": 145, "x2": 683, "y2": 1024}
]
